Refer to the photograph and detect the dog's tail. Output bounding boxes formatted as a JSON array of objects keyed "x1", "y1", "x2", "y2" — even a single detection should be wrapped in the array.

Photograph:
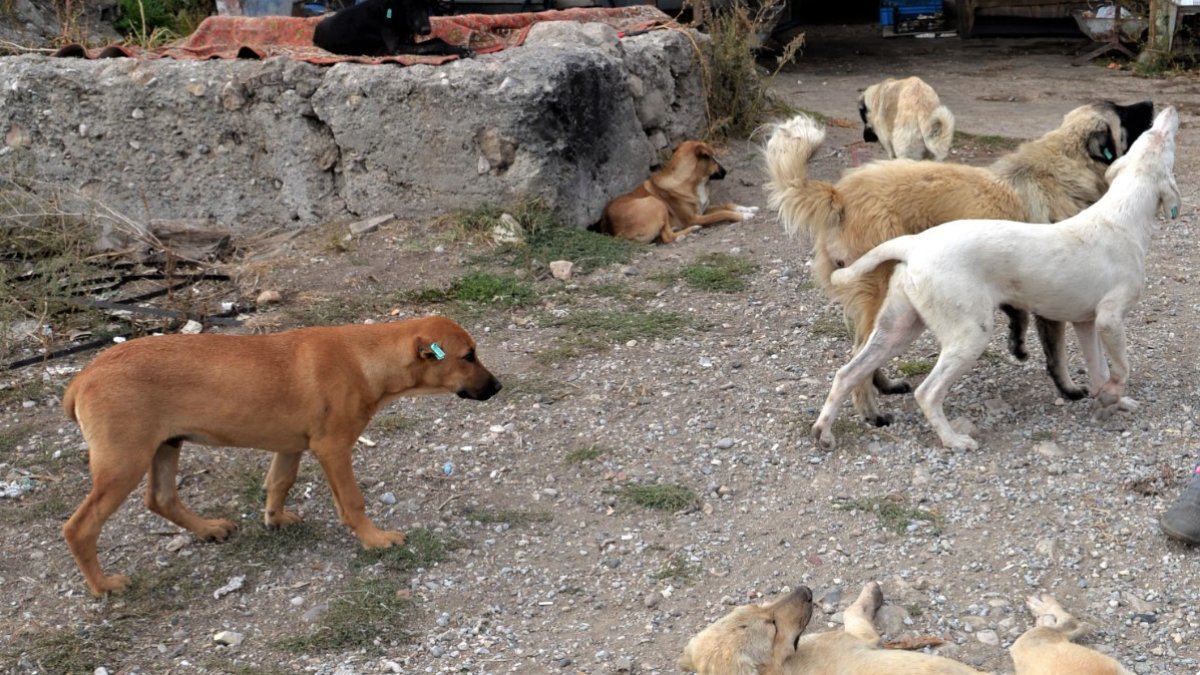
[
  {"x1": 62, "y1": 378, "x2": 79, "y2": 423},
  {"x1": 764, "y1": 114, "x2": 844, "y2": 241},
  {"x1": 830, "y1": 235, "x2": 916, "y2": 288},
  {"x1": 921, "y1": 105, "x2": 956, "y2": 161}
]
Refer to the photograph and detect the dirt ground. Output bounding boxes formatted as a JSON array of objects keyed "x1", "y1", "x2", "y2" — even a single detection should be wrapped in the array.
[{"x1": 3, "y1": 25, "x2": 1200, "y2": 675}]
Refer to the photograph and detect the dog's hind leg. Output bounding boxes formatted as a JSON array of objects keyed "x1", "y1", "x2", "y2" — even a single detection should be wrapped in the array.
[
  {"x1": 1072, "y1": 320, "x2": 1109, "y2": 392},
  {"x1": 145, "y1": 441, "x2": 237, "y2": 541},
  {"x1": 1036, "y1": 317, "x2": 1087, "y2": 400},
  {"x1": 843, "y1": 581, "x2": 884, "y2": 643},
  {"x1": 914, "y1": 304, "x2": 993, "y2": 450},
  {"x1": 1094, "y1": 302, "x2": 1138, "y2": 412},
  {"x1": 64, "y1": 437, "x2": 156, "y2": 596},
  {"x1": 1000, "y1": 304, "x2": 1029, "y2": 361},
  {"x1": 1012, "y1": 595, "x2": 1135, "y2": 675},
  {"x1": 264, "y1": 451, "x2": 303, "y2": 528},
  {"x1": 814, "y1": 294, "x2": 925, "y2": 448}
]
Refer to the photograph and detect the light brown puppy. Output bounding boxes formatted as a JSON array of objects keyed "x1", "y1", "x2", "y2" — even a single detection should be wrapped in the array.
[
  {"x1": 62, "y1": 316, "x2": 500, "y2": 597},
  {"x1": 679, "y1": 582, "x2": 1134, "y2": 675},
  {"x1": 859, "y1": 76, "x2": 956, "y2": 160},
  {"x1": 765, "y1": 100, "x2": 1154, "y2": 426},
  {"x1": 597, "y1": 140, "x2": 758, "y2": 244}
]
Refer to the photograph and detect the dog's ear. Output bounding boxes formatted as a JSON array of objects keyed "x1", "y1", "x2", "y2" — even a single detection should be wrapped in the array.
[
  {"x1": 1086, "y1": 126, "x2": 1119, "y2": 164},
  {"x1": 415, "y1": 337, "x2": 444, "y2": 361},
  {"x1": 694, "y1": 144, "x2": 715, "y2": 161}
]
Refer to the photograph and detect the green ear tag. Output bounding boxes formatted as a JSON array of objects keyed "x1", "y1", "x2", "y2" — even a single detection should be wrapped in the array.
[
  {"x1": 1103, "y1": 147, "x2": 1113, "y2": 161},
  {"x1": 1171, "y1": 206, "x2": 1179, "y2": 219},
  {"x1": 386, "y1": 8, "x2": 392, "y2": 18},
  {"x1": 430, "y1": 343, "x2": 445, "y2": 360}
]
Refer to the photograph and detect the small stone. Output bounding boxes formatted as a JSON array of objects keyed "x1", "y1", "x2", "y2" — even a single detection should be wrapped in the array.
[
  {"x1": 131, "y1": 108, "x2": 145, "y2": 119},
  {"x1": 302, "y1": 602, "x2": 330, "y2": 623},
  {"x1": 1034, "y1": 440, "x2": 1063, "y2": 458},
  {"x1": 430, "y1": 645, "x2": 445, "y2": 657},
  {"x1": 180, "y1": 320, "x2": 203, "y2": 335},
  {"x1": 382, "y1": 661, "x2": 402, "y2": 673},
  {"x1": 348, "y1": 213, "x2": 394, "y2": 236},
  {"x1": 94, "y1": 669, "x2": 110, "y2": 675},
  {"x1": 212, "y1": 630, "x2": 244, "y2": 647},
  {"x1": 380, "y1": 492, "x2": 397, "y2": 505},
  {"x1": 492, "y1": 213, "x2": 524, "y2": 245},
  {"x1": 975, "y1": 629, "x2": 1000, "y2": 646},
  {"x1": 165, "y1": 534, "x2": 191, "y2": 552},
  {"x1": 290, "y1": 596, "x2": 304, "y2": 606},
  {"x1": 620, "y1": 265, "x2": 639, "y2": 276},
  {"x1": 212, "y1": 575, "x2": 245, "y2": 600},
  {"x1": 256, "y1": 290, "x2": 282, "y2": 306},
  {"x1": 613, "y1": 656, "x2": 633, "y2": 673},
  {"x1": 185, "y1": 82, "x2": 207, "y2": 97},
  {"x1": 643, "y1": 594, "x2": 659, "y2": 608},
  {"x1": 21, "y1": 400, "x2": 35, "y2": 409},
  {"x1": 715, "y1": 437, "x2": 735, "y2": 449},
  {"x1": 549, "y1": 260, "x2": 574, "y2": 280}
]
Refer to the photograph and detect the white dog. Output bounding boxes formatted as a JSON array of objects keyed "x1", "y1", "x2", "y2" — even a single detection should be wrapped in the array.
[{"x1": 812, "y1": 106, "x2": 1182, "y2": 450}]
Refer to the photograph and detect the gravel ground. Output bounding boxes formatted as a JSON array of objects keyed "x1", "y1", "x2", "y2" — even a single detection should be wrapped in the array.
[{"x1": 3, "y1": 27, "x2": 1200, "y2": 675}]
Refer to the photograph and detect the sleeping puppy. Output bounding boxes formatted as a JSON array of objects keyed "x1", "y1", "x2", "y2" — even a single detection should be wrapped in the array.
[
  {"x1": 680, "y1": 582, "x2": 1136, "y2": 675},
  {"x1": 313, "y1": 0, "x2": 471, "y2": 57},
  {"x1": 859, "y1": 76, "x2": 956, "y2": 160}
]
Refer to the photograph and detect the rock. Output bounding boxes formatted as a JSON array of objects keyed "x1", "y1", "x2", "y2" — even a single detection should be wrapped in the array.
[
  {"x1": 380, "y1": 491, "x2": 397, "y2": 505},
  {"x1": 302, "y1": 602, "x2": 330, "y2": 623},
  {"x1": 1034, "y1": 440, "x2": 1064, "y2": 458},
  {"x1": 212, "y1": 575, "x2": 245, "y2": 600},
  {"x1": 550, "y1": 260, "x2": 575, "y2": 280},
  {"x1": 525, "y1": 21, "x2": 622, "y2": 56},
  {"x1": 975, "y1": 629, "x2": 1000, "y2": 646},
  {"x1": 874, "y1": 605, "x2": 911, "y2": 636},
  {"x1": 212, "y1": 630, "x2": 244, "y2": 646},
  {"x1": 949, "y1": 416, "x2": 978, "y2": 437},
  {"x1": 348, "y1": 213, "x2": 394, "y2": 236},
  {"x1": 643, "y1": 594, "x2": 659, "y2": 609},
  {"x1": 493, "y1": 214, "x2": 525, "y2": 245},
  {"x1": 256, "y1": 290, "x2": 282, "y2": 306},
  {"x1": 180, "y1": 320, "x2": 203, "y2": 334},
  {"x1": 165, "y1": 534, "x2": 191, "y2": 552},
  {"x1": 94, "y1": 669, "x2": 109, "y2": 675},
  {"x1": 716, "y1": 437, "x2": 735, "y2": 449}
]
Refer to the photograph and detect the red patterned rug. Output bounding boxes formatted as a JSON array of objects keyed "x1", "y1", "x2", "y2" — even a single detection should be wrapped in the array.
[{"x1": 54, "y1": 6, "x2": 673, "y2": 66}]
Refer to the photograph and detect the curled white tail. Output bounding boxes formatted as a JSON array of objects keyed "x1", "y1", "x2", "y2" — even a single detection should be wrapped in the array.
[{"x1": 763, "y1": 114, "x2": 843, "y2": 241}]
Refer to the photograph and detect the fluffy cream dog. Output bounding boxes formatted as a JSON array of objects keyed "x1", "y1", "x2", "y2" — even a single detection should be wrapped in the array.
[
  {"x1": 765, "y1": 100, "x2": 1154, "y2": 427},
  {"x1": 679, "y1": 581, "x2": 1134, "y2": 674},
  {"x1": 859, "y1": 76, "x2": 956, "y2": 160},
  {"x1": 812, "y1": 107, "x2": 1180, "y2": 450}
]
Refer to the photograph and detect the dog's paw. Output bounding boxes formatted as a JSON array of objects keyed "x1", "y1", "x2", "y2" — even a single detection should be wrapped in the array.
[
  {"x1": 266, "y1": 510, "x2": 303, "y2": 528},
  {"x1": 735, "y1": 205, "x2": 759, "y2": 220},
  {"x1": 812, "y1": 422, "x2": 836, "y2": 449},
  {"x1": 360, "y1": 529, "x2": 407, "y2": 549},
  {"x1": 942, "y1": 432, "x2": 979, "y2": 451},
  {"x1": 1117, "y1": 396, "x2": 1140, "y2": 412},
  {"x1": 196, "y1": 518, "x2": 237, "y2": 542},
  {"x1": 91, "y1": 573, "x2": 131, "y2": 597}
]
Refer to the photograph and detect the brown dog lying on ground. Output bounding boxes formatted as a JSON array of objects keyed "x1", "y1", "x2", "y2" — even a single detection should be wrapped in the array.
[
  {"x1": 62, "y1": 315, "x2": 500, "y2": 597},
  {"x1": 680, "y1": 581, "x2": 1134, "y2": 675},
  {"x1": 596, "y1": 140, "x2": 758, "y2": 244}
]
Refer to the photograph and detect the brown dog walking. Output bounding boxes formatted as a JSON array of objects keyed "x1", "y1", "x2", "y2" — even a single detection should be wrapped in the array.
[{"x1": 62, "y1": 315, "x2": 500, "y2": 597}]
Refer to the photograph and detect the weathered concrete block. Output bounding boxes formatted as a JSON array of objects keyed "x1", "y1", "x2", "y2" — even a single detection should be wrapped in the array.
[{"x1": 0, "y1": 28, "x2": 706, "y2": 231}]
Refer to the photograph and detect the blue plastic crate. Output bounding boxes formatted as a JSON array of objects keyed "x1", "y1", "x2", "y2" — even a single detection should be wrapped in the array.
[
  {"x1": 895, "y1": 2, "x2": 942, "y2": 17},
  {"x1": 880, "y1": 6, "x2": 894, "y2": 25}
]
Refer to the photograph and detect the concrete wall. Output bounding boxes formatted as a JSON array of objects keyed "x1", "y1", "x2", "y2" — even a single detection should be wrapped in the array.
[{"x1": 0, "y1": 24, "x2": 706, "y2": 230}]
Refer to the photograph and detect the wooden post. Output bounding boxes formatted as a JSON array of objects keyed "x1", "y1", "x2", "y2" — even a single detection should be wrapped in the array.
[{"x1": 1139, "y1": 0, "x2": 1173, "y2": 68}]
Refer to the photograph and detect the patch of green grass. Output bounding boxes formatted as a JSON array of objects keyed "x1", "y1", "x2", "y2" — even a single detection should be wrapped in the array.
[
  {"x1": 611, "y1": 483, "x2": 698, "y2": 511},
  {"x1": 0, "y1": 379, "x2": 47, "y2": 408},
  {"x1": 498, "y1": 375, "x2": 570, "y2": 403},
  {"x1": 1030, "y1": 430, "x2": 1056, "y2": 442},
  {"x1": 652, "y1": 552, "x2": 700, "y2": 584},
  {"x1": 16, "y1": 493, "x2": 69, "y2": 524},
  {"x1": 124, "y1": 561, "x2": 209, "y2": 610},
  {"x1": 532, "y1": 342, "x2": 590, "y2": 366},
  {"x1": 226, "y1": 521, "x2": 325, "y2": 563},
  {"x1": 352, "y1": 528, "x2": 462, "y2": 573},
  {"x1": 809, "y1": 316, "x2": 849, "y2": 339},
  {"x1": 894, "y1": 359, "x2": 933, "y2": 378},
  {"x1": 659, "y1": 253, "x2": 759, "y2": 293},
  {"x1": 12, "y1": 623, "x2": 129, "y2": 674},
  {"x1": 286, "y1": 291, "x2": 404, "y2": 326},
  {"x1": 552, "y1": 308, "x2": 693, "y2": 345},
  {"x1": 408, "y1": 271, "x2": 536, "y2": 308},
  {"x1": 279, "y1": 577, "x2": 415, "y2": 653},
  {"x1": 458, "y1": 506, "x2": 552, "y2": 526},
  {"x1": 229, "y1": 461, "x2": 267, "y2": 509},
  {"x1": 565, "y1": 446, "x2": 604, "y2": 463},
  {"x1": 830, "y1": 418, "x2": 868, "y2": 441},
  {"x1": 834, "y1": 495, "x2": 941, "y2": 536},
  {"x1": 953, "y1": 130, "x2": 1020, "y2": 152},
  {"x1": 0, "y1": 422, "x2": 34, "y2": 454},
  {"x1": 371, "y1": 412, "x2": 422, "y2": 433},
  {"x1": 588, "y1": 282, "x2": 637, "y2": 299}
]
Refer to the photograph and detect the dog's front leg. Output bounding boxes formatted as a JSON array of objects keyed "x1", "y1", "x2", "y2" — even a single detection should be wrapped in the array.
[
  {"x1": 1094, "y1": 305, "x2": 1139, "y2": 414},
  {"x1": 311, "y1": 437, "x2": 406, "y2": 548}
]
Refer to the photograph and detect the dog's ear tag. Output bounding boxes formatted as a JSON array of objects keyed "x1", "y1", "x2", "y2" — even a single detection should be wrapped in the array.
[
  {"x1": 1171, "y1": 205, "x2": 1179, "y2": 219},
  {"x1": 386, "y1": 8, "x2": 392, "y2": 18},
  {"x1": 430, "y1": 342, "x2": 446, "y2": 360},
  {"x1": 1103, "y1": 147, "x2": 1113, "y2": 161}
]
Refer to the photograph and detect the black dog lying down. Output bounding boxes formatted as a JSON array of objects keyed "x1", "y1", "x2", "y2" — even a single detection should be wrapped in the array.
[{"x1": 313, "y1": 0, "x2": 471, "y2": 57}]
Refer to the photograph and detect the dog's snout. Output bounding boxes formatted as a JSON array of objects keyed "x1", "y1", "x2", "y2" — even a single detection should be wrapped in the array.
[
  {"x1": 711, "y1": 163, "x2": 727, "y2": 180},
  {"x1": 417, "y1": 23, "x2": 432, "y2": 35},
  {"x1": 458, "y1": 376, "x2": 502, "y2": 401},
  {"x1": 835, "y1": 259, "x2": 846, "y2": 269},
  {"x1": 863, "y1": 126, "x2": 879, "y2": 143}
]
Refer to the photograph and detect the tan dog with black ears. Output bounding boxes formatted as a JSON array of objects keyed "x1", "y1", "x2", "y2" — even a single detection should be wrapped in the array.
[
  {"x1": 597, "y1": 140, "x2": 758, "y2": 244},
  {"x1": 680, "y1": 582, "x2": 1135, "y2": 675},
  {"x1": 62, "y1": 315, "x2": 501, "y2": 597}
]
